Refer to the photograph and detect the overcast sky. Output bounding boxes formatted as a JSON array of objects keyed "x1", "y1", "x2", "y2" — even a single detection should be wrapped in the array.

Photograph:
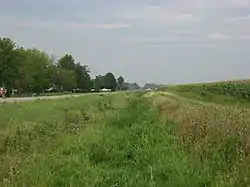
[{"x1": 0, "y1": 0, "x2": 250, "y2": 85}]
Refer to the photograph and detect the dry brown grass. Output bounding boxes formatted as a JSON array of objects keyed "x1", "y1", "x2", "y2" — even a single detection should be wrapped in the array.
[{"x1": 152, "y1": 92, "x2": 250, "y2": 185}]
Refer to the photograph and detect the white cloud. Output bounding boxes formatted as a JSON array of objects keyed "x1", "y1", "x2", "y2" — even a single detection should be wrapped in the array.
[
  {"x1": 207, "y1": 33, "x2": 229, "y2": 40},
  {"x1": 231, "y1": 0, "x2": 250, "y2": 7},
  {"x1": 97, "y1": 24, "x2": 131, "y2": 29},
  {"x1": 237, "y1": 35, "x2": 250, "y2": 39},
  {"x1": 151, "y1": 0, "x2": 250, "y2": 12},
  {"x1": 19, "y1": 21, "x2": 131, "y2": 29},
  {"x1": 135, "y1": 36, "x2": 178, "y2": 43},
  {"x1": 196, "y1": 0, "x2": 250, "y2": 8},
  {"x1": 121, "y1": 5, "x2": 198, "y2": 25},
  {"x1": 226, "y1": 15, "x2": 250, "y2": 23},
  {"x1": 20, "y1": 22, "x2": 55, "y2": 28},
  {"x1": 66, "y1": 23, "x2": 131, "y2": 29},
  {"x1": 207, "y1": 34, "x2": 250, "y2": 40},
  {"x1": 156, "y1": 12, "x2": 196, "y2": 24},
  {"x1": 175, "y1": 30, "x2": 199, "y2": 35},
  {"x1": 149, "y1": 43, "x2": 218, "y2": 49}
]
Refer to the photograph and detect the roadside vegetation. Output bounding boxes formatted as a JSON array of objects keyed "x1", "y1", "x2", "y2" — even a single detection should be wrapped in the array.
[
  {"x1": 151, "y1": 91, "x2": 250, "y2": 186},
  {"x1": 0, "y1": 87, "x2": 250, "y2": 186},
  {"x1": 0, "y1": 92, "x2": 130, "y2": 186}
]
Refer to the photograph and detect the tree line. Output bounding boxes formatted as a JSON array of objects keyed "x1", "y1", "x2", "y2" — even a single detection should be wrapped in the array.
[{"x1": 0, "y1": 37, "x2": 129, "y2": 96}]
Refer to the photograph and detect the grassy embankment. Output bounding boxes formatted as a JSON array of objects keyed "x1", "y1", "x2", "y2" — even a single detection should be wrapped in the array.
[{"x1": 0, "y1": 87, "x2": 250, "y2": 186}]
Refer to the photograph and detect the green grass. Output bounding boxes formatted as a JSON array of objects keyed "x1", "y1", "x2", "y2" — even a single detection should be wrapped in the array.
[
  {"x1": 1, "y1": 90, "x2": 250, "y2": 186},
  {"x1": 148, "y1": 91, "x2": 250, "y2": 186},
  {"x1": 1, "y1": 92, "x2": 211, "y2": 187}
]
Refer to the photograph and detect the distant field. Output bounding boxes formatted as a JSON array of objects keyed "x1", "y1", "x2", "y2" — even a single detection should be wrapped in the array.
[
  {"x1": 1, "y1": 89, "x2": 250, "y2": 186},
  {"x1": 167, "y1": 79, "x2": 250, "y2": 105},
  {"x1": 175, "y1": 79, "x2": 250, "y2": 86}
]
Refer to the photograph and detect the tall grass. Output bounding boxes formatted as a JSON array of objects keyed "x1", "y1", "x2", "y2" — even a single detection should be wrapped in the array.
[
  {"x1": 0, "y1": 93, "x2": 128, "y2": 186},
  {"x1": 1, "y1": 92, "x2": 213, "y2": 187},
  {"x1": 152, "y1": 92, "x2": 250, "y2": 186},
  {"x1": 2, "y1": 91, "x2": 250, "y2": 186}
]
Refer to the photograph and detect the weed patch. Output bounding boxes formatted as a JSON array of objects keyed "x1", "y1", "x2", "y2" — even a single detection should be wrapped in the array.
[
  {"x1": 151, "y1": 92, "x2": 250, "y2": 186},
  {"x1": 3, "y1": 91, "x2": 250, "y2": 186},
  {"x1": 2, "y1": 93, "x2": 212, "y2": 187}
]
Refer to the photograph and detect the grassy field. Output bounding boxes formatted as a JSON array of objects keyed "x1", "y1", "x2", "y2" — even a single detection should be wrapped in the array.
[
  {"x1": 167, "y1": 80, "x2": 250, "y2": 106},
  {"x1": 1, "y1": 88, "x2": 250, "y2": 186}
]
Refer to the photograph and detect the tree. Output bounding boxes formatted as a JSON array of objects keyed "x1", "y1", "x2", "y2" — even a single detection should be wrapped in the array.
[
  {"x1": 57, "y1": 54, "x2": 75, "y2": 70},
  {"x1": 0, "y1": 36, "x2": 128, "y2": 95},
  {"x1": 55, "y1": 69, "x2": 77, "y2": 91},
  {"x1": 46, "y1": 64, "x2": 58, "y2": 88},
  {"x1": 75, "y1": 62, "x2": 92, "y2": 90},
  {"x1": 16, "y1": 48, "x2": 51, "y2": 93},
  {"x1": 57, "y1": 55, "x2": 92, "y2": 91},
  {"x1": 103, "y1": 72, "x2": 117, "y2": 91},
  {"x1": 117, "y1": 76, "x2": 124, "y2": 91},
  {"x1": 0, "y1": 37, "x2": 20, "y2": 90},
  {"x1": 93, "y1": 75, "x2": 104, "y2": 90},
  {"x1": 92, "y1": 73, "x2": 118, "y2": 91}
]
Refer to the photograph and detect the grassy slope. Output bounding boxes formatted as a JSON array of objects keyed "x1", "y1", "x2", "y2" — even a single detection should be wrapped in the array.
[
  {"x1": 149, "y1": 91, "x2": 250, "y2": 186},
  {"x1": 1, "y1": 90, "x2": 250, "y2": 186},
  {"x1": 0, "y1": 93, "x2": 128, "y2": 186}
]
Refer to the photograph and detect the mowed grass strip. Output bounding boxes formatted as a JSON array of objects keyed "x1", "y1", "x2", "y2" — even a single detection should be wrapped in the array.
[{"x1": 2, "y1": 92, "x2": 212, "y2": 187}]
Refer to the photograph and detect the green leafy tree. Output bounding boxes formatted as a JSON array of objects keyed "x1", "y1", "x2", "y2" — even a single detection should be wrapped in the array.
[
  {"x1": 93, "y1": 75, "x2": 104, "y2": 90},
  {"x1": 46, "y1": 64, "x2": 58, "y2": 88},
  {"x1": 117, "y1": 76, "x2": 124, "y2": 90},
  {"x1": 75, "y1": 62, "x2": 92, "y2": 90},
  {"x1": 57, "y1": 54, "x2": 75, "y2": 70},
  {"x1": 0, "y1": 37, "x2": 124, "y2": 95},
  {"x1": 55, "y1": 69, "x2": 77, "y2": 91},
  {"x1": 104, "y1": 72, "x2": 117, "y2": 91},
  {"x1": 0, "y1": 37, "x2": 20, "y2": 90},
  {"x1": 16, "y1": 48, "x2": 51, "y2": 93}
]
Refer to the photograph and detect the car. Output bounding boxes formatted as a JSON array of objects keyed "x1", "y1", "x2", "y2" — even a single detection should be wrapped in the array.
[
  {"x1": 0, "y1": 87, "x2": 7, "y2": 98},
  {"x1": 32, "y1": 93, "x2": 39, "y2": 97}
]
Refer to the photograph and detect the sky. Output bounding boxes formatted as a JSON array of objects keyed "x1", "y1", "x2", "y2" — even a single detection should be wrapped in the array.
[{"x1": 0, "y1": 0, "x2": 250, "y2": 85}]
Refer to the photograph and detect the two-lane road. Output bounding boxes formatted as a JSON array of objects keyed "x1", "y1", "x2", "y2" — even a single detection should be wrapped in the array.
[
  {"x1": 0, "y1": 92, "x2": 113, "y2": 104},
  {"x1": 0, "y1": 94, "x2": 85, "y2": 104},
  {"x1": 0, "y1": 90, "x2": 145, "y2": 104}
]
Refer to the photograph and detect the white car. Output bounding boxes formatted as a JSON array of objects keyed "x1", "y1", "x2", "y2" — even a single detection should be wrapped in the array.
[{"x1": 100, "y1": 88, "x2": 111, "y2": 92}]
